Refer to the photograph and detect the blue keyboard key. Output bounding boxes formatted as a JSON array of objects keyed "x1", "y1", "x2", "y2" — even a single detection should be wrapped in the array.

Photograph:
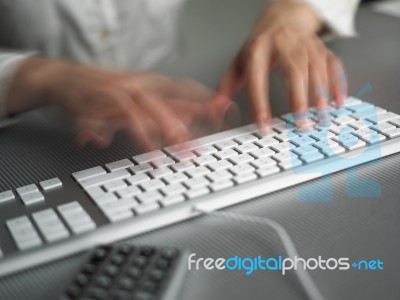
[
  {"x1": 330, "y1": 107, "x2": 353, "y2": 117},
  {"x1": 290, "y1": 136, "x2": 316, "y2": 147},
  {"x1": 301, "y1": 153, "x2": 325, "y2": 163},
  {"x1": 292, "y1": 145, "x2": 319, "y2": 156},
  {"x1": 351, "y1": 110, "x2": 377, "y2": 120},
  {"x1": 346, "y1": 103, "x2": 375, "y2": 113}
]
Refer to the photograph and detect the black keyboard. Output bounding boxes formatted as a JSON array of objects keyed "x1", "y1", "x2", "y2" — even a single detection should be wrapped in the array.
[{"x1": 60, "y1": 244, "x2": 187, "y2": 300}]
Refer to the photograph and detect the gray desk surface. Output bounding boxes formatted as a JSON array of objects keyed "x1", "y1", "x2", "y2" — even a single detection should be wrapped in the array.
[{"x1": 0, "y1": 2, "x2": 399, "y2": 300}]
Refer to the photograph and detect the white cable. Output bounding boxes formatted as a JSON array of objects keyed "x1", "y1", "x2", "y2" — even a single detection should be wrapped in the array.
[{"x1": 193, "y1": 207, "x2": 326, "y2": 300}]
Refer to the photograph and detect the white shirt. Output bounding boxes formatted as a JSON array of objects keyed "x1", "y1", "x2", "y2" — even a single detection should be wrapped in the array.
[{"x1": 0, "y1": 0, "x2": 360, "y2": 122}]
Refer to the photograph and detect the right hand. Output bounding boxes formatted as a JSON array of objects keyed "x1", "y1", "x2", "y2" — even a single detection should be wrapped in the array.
[{"x1": 7, "y1": 58, "x2": 233, "y2": 149}]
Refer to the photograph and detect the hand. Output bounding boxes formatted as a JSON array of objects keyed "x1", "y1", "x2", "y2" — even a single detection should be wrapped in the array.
[
  {"x1": 218, "y1": 0, "x2": 347, "y2": 131},
  {"x1": 7, "y1": 59, "x2": 232, "y2": 149}
]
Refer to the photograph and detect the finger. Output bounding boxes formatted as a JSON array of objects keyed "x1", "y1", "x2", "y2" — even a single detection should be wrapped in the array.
[
  {"x1": 327, "y1": 51, "x2": 347, "y2": 106},
  {"x1": 307, "y1": 41, "x2": 331, "y2": 126},
  {"x1": 217, "y1": 54, "x2": 245, "y2": 99},
  {"x1": 284, "y1": 52, "x2": 312, "y2": 131},
  {"x1": 246, "y1": 37, "x2": 272, "y2": 132},
  {"x1": 125, "y1": 102, "x2": 159, "y2": 151},
  {"x1": 134, "y1": 92, "x2": 192, "y2": 146},
  {"x1": 78, "y1": 119, "x2": 119, "y2": 148}
]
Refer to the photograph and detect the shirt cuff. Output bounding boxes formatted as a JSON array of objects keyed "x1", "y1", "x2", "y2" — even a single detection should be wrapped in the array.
[
  {"x1": 0, "y1": 51, "x2": 36, "y2": 127},
  {"x1": 302, "y1": 0, "x2": 360, "y2": 38}
]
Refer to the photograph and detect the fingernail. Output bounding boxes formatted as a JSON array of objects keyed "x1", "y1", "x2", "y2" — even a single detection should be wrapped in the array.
[{"x1": 296, "y1": 118, "x2": 314, "y2": 132}]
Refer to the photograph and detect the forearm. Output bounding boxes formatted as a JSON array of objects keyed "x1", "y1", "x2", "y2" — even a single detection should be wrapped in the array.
[
  {"x1": 258, "y1": 0, "x2": 323, "y2": 35},
  {"x1": 6, "y1": 57, "x2": 72, "y2": 115}
]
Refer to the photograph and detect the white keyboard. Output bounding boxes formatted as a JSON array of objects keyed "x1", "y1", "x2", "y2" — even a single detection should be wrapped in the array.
[{"x1": 0, "y1": 98, "x2": 399, "y2": 277}]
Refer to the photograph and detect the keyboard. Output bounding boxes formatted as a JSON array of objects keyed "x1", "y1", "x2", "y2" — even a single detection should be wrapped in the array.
[
  {"x1": 59, "y1": 244, "x2": 187, "y2": 300},
  {"x1": 0, "y1": 98, "x2": 399, "y2": 277}
]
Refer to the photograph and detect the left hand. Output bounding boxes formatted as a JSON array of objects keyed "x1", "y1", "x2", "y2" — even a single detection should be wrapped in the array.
[{"x1": 217, "y1": 0, "x2": 347, "y2": 132}]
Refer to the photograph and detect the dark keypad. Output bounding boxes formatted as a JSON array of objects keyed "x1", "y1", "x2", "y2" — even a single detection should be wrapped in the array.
[{"x1": 60, "y1": 244, "x2": 184, "y2": 300}]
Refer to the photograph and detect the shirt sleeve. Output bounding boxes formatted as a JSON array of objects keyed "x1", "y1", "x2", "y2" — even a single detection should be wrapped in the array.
[
  {"x1": 302, "y1": 0, "x2": 361, "y2": 38},
  {"x1": 0, "y1": 50, "x2": 36, "y2": 127}
]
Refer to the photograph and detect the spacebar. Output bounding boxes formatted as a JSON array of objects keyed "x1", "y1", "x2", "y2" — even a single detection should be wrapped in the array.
[{"x1": 79, "y1": 170, "x2": 130, "y2": 189}]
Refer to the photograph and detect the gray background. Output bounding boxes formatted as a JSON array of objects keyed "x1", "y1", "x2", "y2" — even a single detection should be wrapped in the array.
[{"x1": 0, "y1": 1, "x2": 399, "y2": 299}]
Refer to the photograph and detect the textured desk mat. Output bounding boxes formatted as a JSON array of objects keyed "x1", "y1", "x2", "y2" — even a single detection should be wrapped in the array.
[{"x1": 0, "y1": 112, "x2": 399, "y2": 300}]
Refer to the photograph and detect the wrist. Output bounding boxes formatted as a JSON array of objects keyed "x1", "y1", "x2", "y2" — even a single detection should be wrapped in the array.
[
  {"x1": 6, "y1": 58, "x2": 73, "y2": 115},
  {"x1": 263, "y1": 0, "x2": 323, "y2": 35}
]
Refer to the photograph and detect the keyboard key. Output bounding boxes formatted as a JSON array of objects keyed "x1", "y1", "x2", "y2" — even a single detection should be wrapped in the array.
[
  {"x1": 251, "y1": 157, "x2": 277, "y2": 169},
  {"x1": 207, "y1": 170, "x2": 233, "y2": 182},
  {"x1": 58, "y1": 203, "x2": 96, "y2": 234},
  {"x1": 193, "y1": 154, "x2": 217, "y2": 166},
  {"x1": 256, "y1": 165, "x2": 280, "y2": 177},
  {"x1": 105, "y1": 159, "x2": 134, "y2": 172},
  {"x1": 367, "y1": 112, "x2": 399, "y2": 124},
  {"x1": 229, "y1": 153, "x2": 254, "y2": 165},
  {"x1": 193, "y1": 145, "x2": 218, "y2": 156},
  {"x1": 133, "y1": 150, "x2": 166, "y2": 164},
  {"x1": 229, "y1": 163, "x2": 255, "y2": 175},
  {"x1": 185, "y1": 166, "x2": 210, "y2": 178},
  {"x1": 300, "y1": 153, "x2": 325, "y2": 164},
  {"x1": 160, "y1": 183, "x2": 186, "y2": 196},
  {"x1": 79, "y1": 170, "x2": 131, "y2": 189},
  {"x1": 135, "y1": 203, "x2": 160, "y2": 215},
  {"x1": 20, "y1": 191, "x2": 45, "y2": 206},
  {"x1": 16, "y1": 184, "x2": 38, "y2": 197},
  {"x1": 342, "y1": 140, "x2": 367, "y2": 151},
  {"x1": 274, "y1": 132, "x2": 299, "y2": 142},
  {"x1": 151, "y1": 157, "x2": 175, "y2": 168},
  {"x1": 136, "y1": 191, "x2": 162, "y2": 204},
  {"x1": 160, "y1": 195, "x2": 185, "y2": 207},
  {"x1": 279, "y1": 158, "x2": 303, "y2": 170},
  {"x1": 40, "y1": 178, "x2": 62, "y2": 191},
  {"x1": 210, "y1": 179, "x2": 234, "y2": 192},
  {"x1": 129, "y1": 163, "x2": 153, "y2": 174},
  {"x1": 7, "y1": 216, "x2": 43, "y2": 250},
  {"x1": 162, "y1": 172, "x2": 188, "y2": 185},
  {"x1": 214, "y1": 148, "x2": 238, "y2": 159},
  {"x1": 272, "y1": 151, "x2": 297, "y2": 163},
  {"x1": 346, "y1": 102, "x2": 375, "y2": 113},
  {"x1": 312, "y1": 139, "x2": 340, "y2": 151},
  {"x1": 273, "y1": 123, "x2": 296, "y2": 133},
  {"x1": 348, "y1": 120, "x2": 374, "y2": 130},
  {"x1": 290, "y1": 136, "x2": 316, "y2": 147},
  {"x1": 0, "y1": 190, "x2": 15, "y2": 204},
  {"x1": 310, "y1": 131, "x2": 334, "y2": 141},
  {"x1": 235, "y1": 134, "x2": 258, "y2": 144},
  {"x1": 171, "y1": 151, "x2": 196, "y2": 162},
  {"x1": 148, "y1": 167, "x2": 173, "y2": 179},
  {"x1": 92, "y1": 193, "x2": 119, "y2": 206},
  {"x1": 255, "y1": 137, "x2": 279, "y2": 148},
  {"x1": 235, "y1": 143, "x2": 259, "y2": 154},
  {"x1": 183, "y1": 176, "x2": 210, "y2": 188},
  {"x1": 58, "y1": 201, "x2": 84, "y2": 214},
  {"x1": 140, "y1": 179, "x2": 165, "y2": 192},
  {"x1": 292, "y1": 145, "x2": 319, "y2": 157},
  {"x1": 333, "y1": 116, "x2": 356, "y2": 126},
  {"x1": 116, "y1": 186, "x2": 142, "y2": 198},
  {"x1": 171, "y1": 161, "x2": 195, "y2": 172},
  {"x1": 32, "y1": 209, "x2": 69, "y2": 242},
  {"x1": 321, "y1": 147, "x2": 346, "y2": 157},
  {"x1": 72, "y1": 166, "x2": 106, "y2": 182},
  {"x1": 100, "y1": 198, "x2": 138, "y2": 215},
  {"x1": 370, "y1": 122, "x2": 395, "y2": 134},
  {"x1": 359, "y1": 132, "x2": 386, "y2": 144},
  {"x1": 329, "y1": 125, "x2": 354, "y2": 135},
  {"x1": 250, "y1": 147, "x2": 275, "y2": 158},
  {"x1": 214, "y1": 140, "x2": 238, "y2": 150},
  {"x1": 270, "y1": 142, "x2": 294, "y2": 153},
  {"x1": 233, "y1": 173, "x2": 258, "y2": 184},
  {"x1": 126, "y1": 173, "x2": 151, "y2": 185},
  {"x1": 329, "y1": 107, "x2": 353, "y2": 117},
  {"x1": 207, "y1": 159, "x2": 232, "y2": 171},
  {"x1": 389, "y1": 118, "x2": 400, "y2": 127},
  {"x1": 103, "y1": 180, "x2": 127, "y2": 192},
  {"x1": 185, "y1": 187, "x2": 210, "y2": 199},
  {"x1": 382, "y1": 127, "x2": 400, "y2": 138}
]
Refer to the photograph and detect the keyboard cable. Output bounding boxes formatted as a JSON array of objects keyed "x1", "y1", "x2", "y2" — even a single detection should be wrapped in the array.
[{"x1": 192, "y1": 206, "x2": 326, "y2": 300}]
